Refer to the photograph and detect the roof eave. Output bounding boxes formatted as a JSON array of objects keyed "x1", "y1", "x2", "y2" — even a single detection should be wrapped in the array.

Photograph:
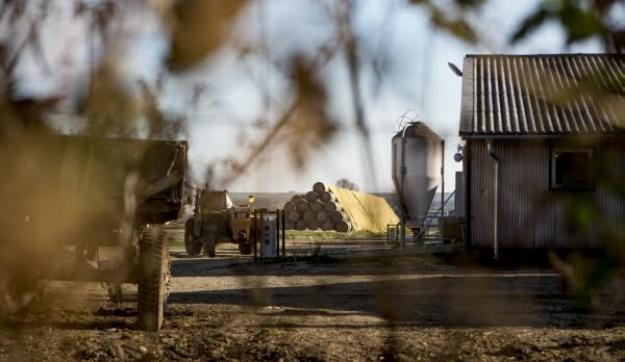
[{"x1": 460, "y1": 133, "x2": 625, "y2": 140}]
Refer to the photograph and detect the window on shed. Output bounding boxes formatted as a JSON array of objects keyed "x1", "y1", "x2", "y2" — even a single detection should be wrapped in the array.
[{"x1": 550, "y1": 148, "x2": 595, "y2": 190}]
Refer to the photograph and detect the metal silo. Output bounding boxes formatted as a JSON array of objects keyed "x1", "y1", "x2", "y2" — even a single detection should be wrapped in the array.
[{"x1": 392, "y1": 122, "x2": 443, "y2": 244}]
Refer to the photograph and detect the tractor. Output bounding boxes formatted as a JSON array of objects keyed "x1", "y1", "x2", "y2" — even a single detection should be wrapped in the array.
[{"x1": 184, "y1": 189, "x2": 255, "y2": 257}]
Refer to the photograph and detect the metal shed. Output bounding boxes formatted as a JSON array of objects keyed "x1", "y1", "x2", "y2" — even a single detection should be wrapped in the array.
[{"x1": 459, "y1": 53, "x2": 625, "y2": 251}]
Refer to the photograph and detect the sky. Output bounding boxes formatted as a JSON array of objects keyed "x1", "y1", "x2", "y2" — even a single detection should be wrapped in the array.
[
  {"x1": 8, "y1": 0, "x2": 603, "y2": 194},
  {"x1": 175, "y1": 0, "x2": 601, "y2": 193}
]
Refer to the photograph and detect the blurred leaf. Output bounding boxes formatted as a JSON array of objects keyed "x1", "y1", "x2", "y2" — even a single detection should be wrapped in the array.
[
  {"x1": 511, "y1": 0, "x2": 616, "y2": 46},
  {"x1": 511, "y1": 7, "x2": 550, "y2": 43},
  {"x1": 410, "y1": 0, "x2": 479, "y2": 44},
  {"x1": 74, "y1": 1, "x2": 87, "y2": 17},
  {"x1": 610, "y1": 30, "x2": 625, "y2": 52},
  {"x1": 453, "y1": 0, "x2": 485, "y2": 8},
  {"x1": 7, "y1": 0, "x2": 25, "y2": 24},
  {"x1": 549, "y1": 252, "x2": 614, "y2": 304},
  {"x1": 559, "y1": 4, "x2": 604, "y2": 43},
  {"x1": 429, "y1": 6, "x2": 478, "y2": 43},
  {"x1": 165, "y1": 0, "x2": 248, "y2": 71},
  {"x1": 220, "y1": 53, "x2": 337, "y2": 185},
  {"x1": 79, "y1": 61, "x2": 140, "y2": 137},
  {"x1": 283, "y1": 54, "x2": 338, "y2": 168},
  {"x1": 138, "y1": 81, "x2": 185, "y2": 139},
  {"x1": 86, "y1": 0, "x2": 117, "y2": 43}
]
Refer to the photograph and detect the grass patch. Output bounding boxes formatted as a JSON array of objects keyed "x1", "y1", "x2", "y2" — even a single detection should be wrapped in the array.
[
  {"x1": 167, "y1": 235, "x2": 184, "y2": 246},
  {"x1": 286, "y1": 230, "x2": 387, "y2": 240}
]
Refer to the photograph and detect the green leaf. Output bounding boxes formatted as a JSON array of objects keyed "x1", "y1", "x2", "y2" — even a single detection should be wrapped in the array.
[
  {"x1": 430, "y1": 7, "x2": 478, "y2": 43},
  {"x1": 558, "y1": 4, "x2": 604, "y2": 43},
  {"x1": 510, "y1": 7, "x2": 551, "y2": 43}
]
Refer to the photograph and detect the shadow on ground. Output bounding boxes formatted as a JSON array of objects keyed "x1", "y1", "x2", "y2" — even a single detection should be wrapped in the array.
[{"x1": 168, "y1": 268, "x2": 625, "y2": 329}]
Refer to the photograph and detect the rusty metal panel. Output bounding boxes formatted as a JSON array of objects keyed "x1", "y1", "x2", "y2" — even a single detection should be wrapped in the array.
[{"x1": 469, "y1": 139, "x2": 625, "y2": 249}]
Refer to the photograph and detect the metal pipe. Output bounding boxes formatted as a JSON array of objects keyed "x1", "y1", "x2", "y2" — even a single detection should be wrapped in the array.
[
  {"x1": 399, "y1": 124, "x2": 410, "y2": 248},
  {"x1": 276, "y1": 210, "x2": 280, "y2": 258},
  {"x1": 487, "y1": 140, "x2": 499, "y2": 260},
  {"x1": 281, "y1": 210, "x2": 286, "y2": 258},
  {"x1": 440, "y1": 139, "x2": 445, "y2": 242},
  {"x1": 253, "y1": 211, "x2": 257, "y2": 262}
]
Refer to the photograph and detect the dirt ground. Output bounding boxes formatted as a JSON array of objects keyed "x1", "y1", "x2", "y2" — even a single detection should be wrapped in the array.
[{"x1": 2, "y1": 239, "x2": 625, "y2": 361}]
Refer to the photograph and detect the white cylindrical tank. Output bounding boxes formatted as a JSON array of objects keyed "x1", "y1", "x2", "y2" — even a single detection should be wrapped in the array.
[{"x1": 391, "y1": 122, "x2": 442, "y2": 231}]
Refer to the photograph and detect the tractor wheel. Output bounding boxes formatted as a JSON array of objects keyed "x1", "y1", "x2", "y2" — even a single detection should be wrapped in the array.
[
  {"x1": 203, "y1": 235, "x2": 216, "y2": 258},
  {"x1": 137, "y1": 225, "x2": 169, "y2": 332},
  {"x1": 0, "y1": 273, "x2": 45, "y2": 317},
  {"x1": 238, "y1": 242, "x2": 252, "y2": 255},
  {"x1": 105, "y1": 284, "x2": 123, "y2": 304},
  {"x1": 184, "y1": 219, "x2": 202, "y2": 256}
]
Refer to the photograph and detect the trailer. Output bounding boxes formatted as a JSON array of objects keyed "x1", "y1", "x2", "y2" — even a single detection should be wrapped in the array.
[{"x1": 0, "y1": 132, "x2": 187, "y2": 331}]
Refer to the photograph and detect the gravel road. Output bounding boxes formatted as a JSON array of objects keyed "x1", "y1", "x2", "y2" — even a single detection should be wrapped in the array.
[{"x1": 1, "y1": 239, "x2": 625, "y2": 361}]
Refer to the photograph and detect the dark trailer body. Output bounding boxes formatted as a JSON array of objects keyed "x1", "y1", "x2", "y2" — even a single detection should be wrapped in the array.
[
  {"x1": 1, "y1": 132, "x2": 187, "y2": 331},
  {"x1": 458, "y1": 53, "x2": 625, "y2": 251}
]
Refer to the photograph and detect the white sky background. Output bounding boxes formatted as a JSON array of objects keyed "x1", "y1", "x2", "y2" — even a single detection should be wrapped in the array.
[
  {"x1": 9, "y1": 0, "x2": 602, "y2": 193},
  {"x1": 179, "y1": 0, "x2": 600, "y2": 193}
]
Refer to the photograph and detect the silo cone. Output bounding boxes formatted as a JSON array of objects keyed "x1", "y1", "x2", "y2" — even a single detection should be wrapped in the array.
[{"x1": 391, "y1": 122, "x2": 442, "y2": 232}]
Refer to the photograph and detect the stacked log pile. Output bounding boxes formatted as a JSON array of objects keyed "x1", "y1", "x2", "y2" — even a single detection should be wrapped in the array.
[{"x1": 284, "y1": 182, "x2": 352, "y2": 232}]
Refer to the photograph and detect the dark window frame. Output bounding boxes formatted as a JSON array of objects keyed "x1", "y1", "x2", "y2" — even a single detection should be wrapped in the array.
[{"x1": 549, "y1": 146, "x2": 596, "y2": 191}]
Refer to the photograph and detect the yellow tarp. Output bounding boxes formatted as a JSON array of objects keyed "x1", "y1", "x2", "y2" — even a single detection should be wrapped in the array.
[{"x1": 328, "y1": 186, "x2": 399, "y2": 233}]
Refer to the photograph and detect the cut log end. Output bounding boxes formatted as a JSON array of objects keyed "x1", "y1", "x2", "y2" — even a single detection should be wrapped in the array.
[
  {"x1": 335, "y1": 220, "x2": 350, "y2": 233},
  {"x1": 312, "y1": 182, "x2": 327, "y2": 194}
]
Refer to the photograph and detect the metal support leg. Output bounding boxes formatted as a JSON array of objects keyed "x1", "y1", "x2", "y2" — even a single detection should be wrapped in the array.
[{"x1": 253, "y1": 211, "x2": 257, "y2": 263}]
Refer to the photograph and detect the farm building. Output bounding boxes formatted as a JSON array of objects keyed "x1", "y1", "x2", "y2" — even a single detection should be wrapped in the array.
[{"x1": 458, "y1": 53, "x2": 625, "y2": 251}]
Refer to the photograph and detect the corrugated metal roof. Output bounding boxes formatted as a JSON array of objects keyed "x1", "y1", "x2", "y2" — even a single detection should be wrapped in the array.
[{"x1": 459, "y1": 54, "x2": 625, "y2": 136}]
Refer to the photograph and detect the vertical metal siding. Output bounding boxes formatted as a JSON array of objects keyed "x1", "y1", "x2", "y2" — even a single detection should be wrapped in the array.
[{"x1": 470, "y1": 139, "x2": 625, "y2": 249}]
